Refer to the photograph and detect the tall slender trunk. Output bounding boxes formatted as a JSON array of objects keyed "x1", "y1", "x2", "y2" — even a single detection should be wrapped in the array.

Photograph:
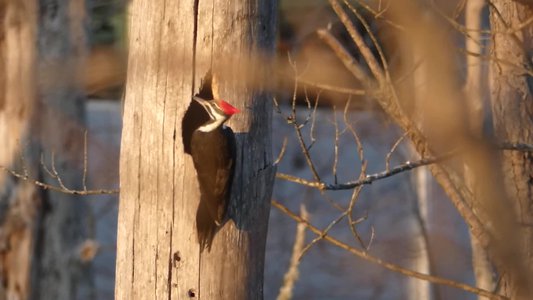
[
  {"x1": 0, "y1": 0, "x2": 92, "y2": 299},
  {"x1": 464, "y1": 1, "x2": 495, "y2": 298},
  {"x1": 490, "y1": 1, "x2": 533, "y2": 298},
  {"x1": 0, "y1": 1, "x2": 38, "y2": 299},
  {"x1": 115, "y1": 0, "x2": 277, "y2": 299}
]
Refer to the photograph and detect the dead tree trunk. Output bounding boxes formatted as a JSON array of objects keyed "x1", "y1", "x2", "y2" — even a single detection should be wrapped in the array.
[
  {"x1": 0, "y1": 0, "x2": 92, "y2": 299},
  {"x1": 489, "y1": 1, "x2": 533, "y2": 298},
  {"x1": 115, "y1": 1, "x2": 276, "y2": 299},
  {"x1": 0, "y1": 1, "x2": 38, "y2": 299}
]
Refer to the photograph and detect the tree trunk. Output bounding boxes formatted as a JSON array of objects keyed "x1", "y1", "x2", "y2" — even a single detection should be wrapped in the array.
[
  {"x1": 0, "y1": 0, "x2": 92, "y2": 299},
  {"x1": 464, "y1": 1, "x2": 496, "y2": 298},
  {"x1": 0, "y1": 1, "x2": 38, "y2": 299},
  {"x1": 490, "y1": 1, "x2": 533, "y2": 298},
  {"x1": 115, "y1": 1, "x2": 276, "y2": 299},
  {"x1": 30, "y1": 0, "x2": 93, "y2": 299}
]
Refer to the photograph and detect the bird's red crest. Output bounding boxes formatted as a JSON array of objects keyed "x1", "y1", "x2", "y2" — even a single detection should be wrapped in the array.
[{"x1": 218, "y1": 99, "x2": 240, "y2": 116}]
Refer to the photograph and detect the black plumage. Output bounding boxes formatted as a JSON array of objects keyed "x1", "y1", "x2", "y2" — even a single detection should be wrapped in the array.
[{"x1": 191, "y1": 114, "x2": 236, "y2": 252}]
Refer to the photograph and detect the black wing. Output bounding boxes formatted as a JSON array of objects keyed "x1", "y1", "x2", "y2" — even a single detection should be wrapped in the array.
[{"x1": 191, "y1": 127, "x2": 236, "y2": 251}]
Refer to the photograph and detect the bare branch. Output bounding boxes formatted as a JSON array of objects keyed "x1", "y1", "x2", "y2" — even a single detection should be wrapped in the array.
[
  {"x1": 343, "y1": 97, "x2": 364, "y2": 163},
  {"x1": 271, "y1": 200, "x2": 509, "y2": 300},
  {"x1": 277, "y1": 139, "x2": 533, "y2": 193},
  {"x1": 332, "y1": 106, "x2": 340, "y2": 184},
  {"x1": 352, "y1": 0, "x2": 405, "y2": 31},
  {"x1": 277, "y1": 204, "x2": 308, "y2": 300},
  {"x1": 308, "y1": 92, "x2": 320, "y2": 150},
  {"x1": 83, "y1": 130, "x2": 88, "y2": 191},
  {"x1": 50, "y1": 151, "x2": 68, "y2": 190},
  {"x1": 274, "y1": 137, "x2": 288, "y2": 166},
  {"x1": 292, "y1": 100, "x2": 322, "y2": 182},
  {"x1": 386, "y1": 132, "x2": 408, "y2": 172},
  {"x1": 0, "y1": 165, "x2": 119, "y2": 195},
  {"x1": 276, "y1": 173, "x2": 324, "y2": 189},
  {"x1": 299, "y1": 209, "x2": 348, "y2": 261},
  {"x1": 347, "y1": 161, "x2": 368, "y2": 249},
  {"x1": 330, "y1": 0, "x2": 385, "y2": 83},
  {"x1": 276, "y1": 152, "x2": 452, "y2": 191}
]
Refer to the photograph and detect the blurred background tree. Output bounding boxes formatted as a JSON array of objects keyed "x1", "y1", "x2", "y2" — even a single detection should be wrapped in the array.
[{"x1": 0, "y1": 0, "x2": 93, "y2": 299}]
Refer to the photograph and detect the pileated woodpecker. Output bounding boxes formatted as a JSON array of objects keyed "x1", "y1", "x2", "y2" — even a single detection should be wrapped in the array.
[{"x1": 190, "y1": 96, "x2": 240, "y2": 251}]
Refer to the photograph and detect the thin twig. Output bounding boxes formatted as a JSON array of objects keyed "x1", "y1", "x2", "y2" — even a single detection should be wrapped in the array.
[
  {"x1": 332, "y1": 106, "x2": 340, "y2": 184},
  {"x1": 343, "y1": 97, "x2": 364, "y2": 163},
  {"x1": 352, "y1": 0, "x2": 405, "y2": 31},
  {"x1": 460, "y1": 49, "x2": 533, "y2": 77},
  {"x1": 374, "y1": 0, "x2": 391, "y2": 19},
  {"x1": 50, "y1": 151, "x2": 68, "y2": 190},
  {"x1": 298, "y1": 210, "x2": 348, "y2": 261},
  {"x1": 83, "y1": 130, "x2": 88, "y2": 191},
  {"x1": 293, "y1": 109, "x2": 322, "y2": 182},
  {"x1": 0, "y1": 165, "x2": 118, "y2": 195},
  {"x1": 272, "y1": 96, "x2": 284, "y2": 116},
  {"x1": 285, "y1": 57, "x2": 322, "y2": 182},
  {"x1": 331, "y1": 0, "x2": 385, "y2": 83},
  {"x1": 386, "y1": 132, "x2": 408, "y2": 172},
  {"x1": 347, "y1": 161, "x2": 368, "y2": 249},
  {"x1": 275, "y1": 137, "x2": 288, "y2": 166},
  {"x1": 299, "y1": 86, "x2": 316, "y2": 129},
  {"x1": 41, "y1": 153, "x2": 56, "y2": 179},
  {"x1": 277, "y1": 204, "x2": 308, "y2": 300},
  {"x1": 308, "y1": 91, "x2": 320, "y2": 150},
  {"x1": 276, "y1": 173, "x2": 323, "y2": 189},
  {"x1": 342, "y1": 0, "x2": 403, "y2": 112}
]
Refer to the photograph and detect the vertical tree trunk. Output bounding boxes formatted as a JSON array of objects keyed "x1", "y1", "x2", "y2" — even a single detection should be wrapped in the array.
[
  {"x1": 30, "y1": 0, "x2": 93, "y2": 299},
  {"x1": 464, "y1": 1, "x2": 495, "y2": 298},
  {"x1": 0, "y1": 0, "x2": 91, "y2": 299},
  {"x1": 115, "y1": 1, "x2": 276, "y2": 299},
  {"x1": 0, "y1": 1, "x2": 38, "y2": 299},
  {"x1": 490, "y1": 1, "x2": 533, "y2": 298},
  {"x1": 409, "y1": 62, "x2": 434, "y2": 300}
]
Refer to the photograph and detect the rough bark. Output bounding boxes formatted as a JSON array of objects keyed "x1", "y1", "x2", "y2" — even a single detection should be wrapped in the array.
[
  {"x1": 0, "y1": 0, "x2": 92, "y2": 299},
  {"x1": 0, "y1": 2, "x2": 38, "y2": 299},
  {"x1": 490, "y1": 1, "x2": 533, "y2": 298},
  {"x1": 115, "y1": 0, "x2": 276, "y2": 299}
]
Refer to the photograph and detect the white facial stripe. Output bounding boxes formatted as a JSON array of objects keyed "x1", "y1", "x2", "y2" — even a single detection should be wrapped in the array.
[
  {"x1": 202, "y1": 103, "x2": 216, "y2": 119},
  {"x1": 198, "y1": 119, "x2": 225, "y2": 132},
  {"x1": 199, "y1": 100, "x2": 226, "y2": 120}
]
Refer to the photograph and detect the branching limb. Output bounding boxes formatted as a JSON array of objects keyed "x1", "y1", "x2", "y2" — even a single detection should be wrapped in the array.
[
  {"x1": 276, "y1": 151, "x2": 452, "y2": 191},
  {"x1": 272, "y1": 200, "x2": 509, "y2": 300},
  {"x1": 0, "y1": 165, "x2": 118, "y2": 195}
]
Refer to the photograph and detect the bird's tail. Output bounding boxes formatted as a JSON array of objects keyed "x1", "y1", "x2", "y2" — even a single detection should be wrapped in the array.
[{"x1": 196, "y1": 200, "x2": 218, "y2": 252}]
